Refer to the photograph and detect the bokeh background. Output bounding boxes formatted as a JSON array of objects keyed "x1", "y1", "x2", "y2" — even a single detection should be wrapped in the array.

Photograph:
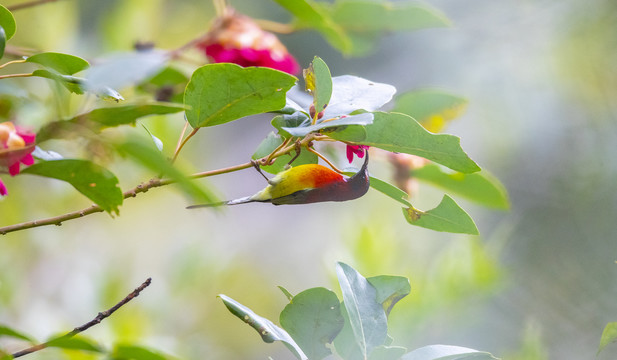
[{"x1": 1, "y1": 0, "x2": 616, "y2": 359}]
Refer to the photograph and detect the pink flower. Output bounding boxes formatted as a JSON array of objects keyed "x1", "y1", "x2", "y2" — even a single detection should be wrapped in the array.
[
  {"x1": 197, "y1": 9, "x2": 300, "y2": 75},
  {"x1": 346, "y1": 145, "x2": 370, "y2": 163},
  {"x1": 0, "y1": 121, "x2": 36, "y2": 196}
]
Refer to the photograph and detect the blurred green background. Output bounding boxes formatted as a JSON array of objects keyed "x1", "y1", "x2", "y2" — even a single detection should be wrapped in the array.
[{"x1": 1, "y1": 0, "x2": 616, "y2": 359}]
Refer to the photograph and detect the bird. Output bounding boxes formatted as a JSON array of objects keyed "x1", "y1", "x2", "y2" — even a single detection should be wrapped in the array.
[{"x1": 187, "y1": 150, "x2": 370, "y2": 207}]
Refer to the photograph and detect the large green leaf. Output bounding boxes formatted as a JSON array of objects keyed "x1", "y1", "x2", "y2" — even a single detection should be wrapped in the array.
[
  {"x1": 336, "y1": 262, "x2": 387, "y2": 358},
  {"x1": 393, "y1": 89, "x2": 468, "y2": 133},
  {"x1": 0, "y1": 5, "x2": 15, "y2": 40},
  {"x1": 401, "y1": 345, "x2": 499, "y2": 360},
  {"x1": 46, "y1": 336, "x2": 102, "y2": 353},
  {"x1": 304, "y1": 56, "x2": 332, "y2": 116},
  {"x1": 219, "y1": 294, "x2": 308, "y2": 360},
  {"x1": 364, "y1": 175, "x2": 411, "y2": 207},
  {"x1": 367, "y1": 275, "x2": 411, "y2": 317},
  {"x1": 330, "y1": 112, "x2": 480, "y2": 173},
  {"x1": 413, "y1": 164, "x2": 509, "y2": 209},
  {"x1": 273, "y1": 0, "x2": 352, "y2": 53},
  {"x1": 26, "y1": 52, "x2": 90, "y2": 75},
  {"x1": 22, "y1": 160, "x2": 123, "y2": 215},
  {"x1": 37, "y1": 102, "x2": 187, "y2": 142},
  {"x1": 31, "y1": 69, "x2": 123, "y2": 101},
  {"x1": 252, "y1": 132, "x2": 317, "y2": 174},
  {"x1": 184, "y1": 63, "x2": 296, "y2": 128},
  {"x1": 0, "y1": 325, "x2": 34, "y2": 343},
  {"x1": 116, "y1": 140, "x2": 218, "y2": 205},
  {"x1": 110, "y1": 344, "x2": 169, "y2": 360},
  {"x1": 280, "y1": 287, "x2": 344, "y2": 360},
  {"x1": 598, "y1": 322, "x2": 617, "y2": 355},
  {"x1": 403, "y1": 195, "x2": 479, "y2": 235}
]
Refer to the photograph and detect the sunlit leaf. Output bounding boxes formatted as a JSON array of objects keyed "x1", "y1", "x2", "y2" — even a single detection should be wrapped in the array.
[
  {"x1": 252, "y1": 132, "x2": 317, "y2": 174},
  {"x1": 598, "y1": 322, "x2": 617, "y2": 355},
  {"x1": 185, "y1": 63, "x2": 296, "y2": 128},
  {"x1": 0, "y1": 5, "x2": 15, "y2": 40},
  {"x1": 37, "y1": 102, "x2": 187, "y2": 142},
  {"x1": 141, "y1": 124, "x2": 163, "y2": 151},
  {"x1": 273, "y1": 0, "x2": 352, "y2": 53},
  {"x1": 111, "y1": 344, "x2": 168, "y2": 360},
  {"x1": 403, "y1": 195, "x2": 479, "y2": 235},
  {"x1": 0, "y1": 324, "x2": 34, "y2": 343},
  {"x1": 218, "y1": 294, "x2": 308, "y2": 360},
  {"x1": 280, "y1": 287, "x2": 344, "y2": 360},
  {"x1": 330, "y1": 112, "x2": 480, "y2": 173},
  {"x1": 283, "y1": 113, "x2": 374, "y2": 137},
  {"x1": 46, "y1": 336, "x2": 102, "y2": 353},
  {"x1": 336, "y1": 262, "x2": 387, "y2": 358},
  {"x1": 394, "y1": 89, "x2": 467, "y2": 133},
  {"x1": 305, "y1": 56, "x2": 332, "y2": 115},
  {"x1": 369, "y1": 345, "x2": 408, "y2": 360},
  {"x1": 26, "y1": 52, "x2": 90, "y2": 75},
  {"x1": 321, "y1": 76, "x2": 396, "y2": 119},
  {"x1": 364, "y1": 175, "x2": 411, "y2": 207},
  {"x1": 401, "y1": 344, "x2": 499, "y2": 359},
  {"x1": 22, "y1": 159, "x2": 123, "y2": 215},
  {"x1": 413, "y1": 164, "x2": 509, "y2": 209},
  {"x1": 116, "y1": 140, "x2": 218, "y2": 205},
  {"x1": 366, "y1": 275, "x2": 411, "y2": 316}
]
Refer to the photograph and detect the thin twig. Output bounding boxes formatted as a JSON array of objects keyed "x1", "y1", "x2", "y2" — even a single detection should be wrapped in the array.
[
  {"x1": 254, "y1": 19, "x2": 295, "y2": 34},
  {"x1": 0, "y1": 59, "x2": 26, "y2": 70},
  {"x1": 172, "y1": 120, "x2": 190, "y2": 163},
  {"x1": 307, "y1": 147, "x2": 344, "y2": 173},
  {"x1": 11, "y1": 278, "x2": 152, "y2": 358},
  {"x1": 171, "y1": 127, "x2": 199, "y2": 163},
  {"x1": 0, "y1": 73, "x2": 33, "y2": 80},
  {"x1": 7, "y1": 0, "x2": 61, "y2": 11}
]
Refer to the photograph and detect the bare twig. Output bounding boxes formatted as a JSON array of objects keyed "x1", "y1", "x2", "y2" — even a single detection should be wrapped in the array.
[
  {"x1": 11, "y1": 278, "x2": 152, "y2": 358},
  {"x1": 7, "y1": 0, "x2": 61, "y2": 11},
  {"x1": 0, "y1": 73, "x2": 33, "y2": 80}
]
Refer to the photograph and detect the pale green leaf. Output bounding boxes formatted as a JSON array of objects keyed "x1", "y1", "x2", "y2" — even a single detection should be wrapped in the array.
[
  {"x1": 394, "y1": 89, "x2": 468, "y2": 133},
  {"x1": 369, "y1": 345, "x2": 408, "y2": 360},
  {"x1": 0, "y1": 5, "x2": 15, "y2": 40},
  {"x1": 403, "y1": 195, "x2": 479, "y2": 235},
  {"x1": 598, "y1": 322, "x2": 617, "y2": 355},
  {"x1": 367, "y1": 275, "x2": 411, "y2": 317},
  {"x1": 26, "y1": 52, "x2": 90, "y2": 75},
  {"x1": 401, "y1": 344, "x2": 499, "y2": 360},
  {"x1": 305, "y1": 56, "x2": 332, "y2": 115}
]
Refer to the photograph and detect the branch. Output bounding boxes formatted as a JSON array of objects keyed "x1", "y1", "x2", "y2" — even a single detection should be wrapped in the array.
[
  {"x1": 6, "y1": 0, "x2": 61, "y2": 11},
  {"x1": 10, "y1": 278, "x2": 152, "y2": 358}
]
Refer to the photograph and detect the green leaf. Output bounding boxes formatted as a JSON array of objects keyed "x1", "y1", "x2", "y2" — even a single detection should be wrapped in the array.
[
  {"x1": 401, "y1": 345, "x2": 499, "y2": 360},
  {"x1": 280, "y1": 287, "x2": 344, "y2": 360},
  {"x1": 84, "y1": 50, "x2": 169, "y2": 92},
  {"x1": 273, "y1": 0, "x2": 352, "y2": 53},
  {"x1": 252, "y1": 132, "x2": 318, "y2": 174},
  {"x1": 184, "y1": 63, "x2": 296, "y2": 128},
  {"x1": 0, "y1": 5, "x2": 16, "y2": 40},
  {"x1": 369, "y1": 345, "x2": 408, "y2": 360},
  {"x1": 335, "y1": 262, "x2": 387, "y2": 358},
  {"x1": 305, "y1": 56, "x2": 333, "y2": 115},
  {"x1": 367, "y1": 275, "x2": 411, "y2": 317},
  {"x1": 598, "y1": 322, "x2": 617, "y2": 355},
  {"x1": 413, "y1": 164, "x2": 509, "y2": 209},
  {"x1": 0, "y1": 25, "x2": 5, "y2": 59},
  {"x1": 32, "y1": 69, "x2": 123, "y2": 100},
  {"x1": 403, "y1": 195, "x2": 479, "y2": 235},
  {"x1": 283, "y1": 113, "x2": 374, "y2": 137},
  {"x1": 141, "y1": 124, "x2": 163, "y2": 151},
  {"x1": 37, "y1": 102, "x2": 187, "y2": 142},
  {"x1": 218, "y1": 294, "x2": 308, "y2": 360},
  {"x1": 22, "y1": 159, "x2": 123, "y2": 215},
  {"x1": 116, "y1": 140, "x2": 218, "y2": 205},
  {"x1": 321, "y1": 76, "x2": 396, "y2": 119},
  {"x1": 26, "y1": 52, "x2": 90, "y2": 75},
  {"x1": 278, "y1": 286, "x2": 294, "y2": 302},
  {"x1": 330, "y1": 112, "x2": 480, "y2": 173},
  {"x1": 0, "y1": 325, "x2": 34, "y2": 343},
  {"x1": 46, "y1": 336, "x2": 102, "y2": 353},
  {"x1": 365, "y1": 176, "x2": 412, "y2": 207},
  {"x1": 110, "y1": 344, "x2": 168, "y2": 360},
  {"x1": 393, "y1": 89, "x2": 468, "y2": 133},
  {"x1": 271, "y1": 112, "x2": 311, "y2": 137}
]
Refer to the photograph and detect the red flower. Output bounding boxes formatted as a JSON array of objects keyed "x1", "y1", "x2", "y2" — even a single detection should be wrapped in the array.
[
  {"x1": 0, "y1": 121, "x2": 36, "y2": 196},
  {"x1": 346, "y1": 145, "x2": 370, "y2": 163},
  {"x1": 197, "y1": 9, "x2": 300, "y2": 75}
]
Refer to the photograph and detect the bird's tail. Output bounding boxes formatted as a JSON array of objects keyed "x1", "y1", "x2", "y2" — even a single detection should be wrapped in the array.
[{"x1": 186, "y1": 196, "x2": 256, "y2": 209}]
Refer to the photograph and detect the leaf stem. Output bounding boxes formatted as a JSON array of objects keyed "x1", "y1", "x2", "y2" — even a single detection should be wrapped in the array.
[
  {"x1": 171, "y1": 120, "x2": 190, "y2": 163},
  {"x1": 171, "y1": 127, "x2": 199, "y2": 163},
  {"x1": 7, "y1": 0, "x2": 60, "y2": 11},
  {"x1": 0, "y1": 59, "x2": 26, "y2": 70},
  {"x1": 254, "y1": 19, "x2": 295, "y2": 34},
  {"x1": 10, "y1": 278, "x2": 152, "y2": 358},
  {"x1": 306, "y1": 147, "x2": 344, "y2": 173},
  {"x1": 0, "y1": 73, "x2": 34, "y2": 80}
]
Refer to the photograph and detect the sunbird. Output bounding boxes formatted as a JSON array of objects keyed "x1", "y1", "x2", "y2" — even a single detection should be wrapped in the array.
[{"x1": 187, "y1": 150, "x2": 370, "y2": 207}]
